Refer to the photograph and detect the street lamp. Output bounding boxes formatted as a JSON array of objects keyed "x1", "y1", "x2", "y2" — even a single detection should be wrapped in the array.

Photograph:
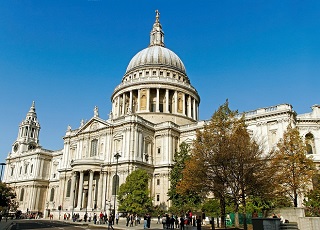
[
  {"x1": 113, "y1": 152, "x2": 121, "y2": 216},
  {"x1": 0, "y1": 163, "x2": 6, "y2": 182}
]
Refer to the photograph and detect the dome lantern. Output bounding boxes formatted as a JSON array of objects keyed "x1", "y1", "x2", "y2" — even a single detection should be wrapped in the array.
[{"x1": 149, "y1": 10, "x2": 165, "y2": 47}]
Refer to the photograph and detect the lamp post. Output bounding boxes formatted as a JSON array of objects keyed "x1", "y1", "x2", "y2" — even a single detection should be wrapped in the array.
[
  {"x1": 0, "y1": 163, "x2": 6, "y2": 182},
  {"x1": 113, "y1": 152, "x2": 121, "y2": 216}
]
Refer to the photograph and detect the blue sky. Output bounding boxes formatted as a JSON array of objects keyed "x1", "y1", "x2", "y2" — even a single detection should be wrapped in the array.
[{"x1": 0, "y1": 0, "x2": 319, "y2": 163}]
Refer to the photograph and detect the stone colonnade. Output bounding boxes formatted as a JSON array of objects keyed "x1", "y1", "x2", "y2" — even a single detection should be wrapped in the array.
[
  {"x1": 112, "y1": 88, "x2": 199, "y2": 119},
  {"x1": 70, "y1": 169, "x2": 112, "y2": 212}
]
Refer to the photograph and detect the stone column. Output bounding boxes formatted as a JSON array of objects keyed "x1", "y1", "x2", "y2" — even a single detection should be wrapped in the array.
[
  {"x1": 122, "y1": 94, "x2": 126, "y2": 115},
  {"x1": 97, "y1": 172, "x2": 103, "y2": 209},
  {"x1": 182, "y1": 93, "x2": 186, "y2": 115},
  {"x1": 30, "y1": 185, "x2": 36, "y2": 210},
  {"x1": 69, "y1": 171, "x2": 77, "y2": 210},
  {"x1": 165, "y1": 89, "x2": 169, "y2": 113},
  {"x1": 188, "y1": 96, "x2": 192, "y2": 118},
  {"x1": 35, "y1": 187, "x2": 40, "y2": 210},
  {"x1": 137, "y1": 89, "x2": 141, "y2": 112},
  {"x1": 156, "y1": 88, "x2": 160, "y2": 112},
  {"x1": 146, "y1": 88, "x2": 150, "y2": 112},
  {"x1": 129, "y1": 90, "x2": 133, "y2": 113},
  {"x1": 76, "y1": 171, "x2": 84, "y2": 209},
  {"x1": 194, "y1": 100, "x2": 199, "y2": 120},
  {"x1": 194, "y1": 99, "x2": 197, "y2": 120},
  {"x1": 87, "y1": 170, "x2": 94, "y2": 210},
  {"x1": 117, "y1": 96, "x2": 120, "y2": 117},
  {"x1": 174, "y1": 91, "x2": 178, "y2": 114},
  {"x1": 102, "y1": 172, "x2": 107, "y2": 211}
]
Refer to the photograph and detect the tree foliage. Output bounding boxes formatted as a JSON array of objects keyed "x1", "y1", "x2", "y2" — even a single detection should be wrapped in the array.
[
  {"x1": 168, "y1": 142, "x2": 202, "y2": 213},
  {"x1": 303, "y1": 184, "x2": 320, "y2": 217},
  {"x1": 272, "y1": 125, "x2": 316, "y2": 207},
  {"x1": 177, "y1": 101, "x2": 276, "y2": 229},
  {"x1": 0, "y1": 182, "x2": 16, "y2": 211},
  {"x1": 118, "y1": 168, "x2": 153, "y2": 215}
]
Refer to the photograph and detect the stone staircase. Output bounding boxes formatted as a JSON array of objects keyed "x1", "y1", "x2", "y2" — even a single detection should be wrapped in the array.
[{"x1": 280, "y1": 222, "x2": 299, "y2": 230}]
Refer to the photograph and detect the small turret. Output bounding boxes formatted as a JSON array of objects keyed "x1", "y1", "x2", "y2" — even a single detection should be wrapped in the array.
[{"x1": 12, "y1": 101, "x2": 41, "y2": 153}]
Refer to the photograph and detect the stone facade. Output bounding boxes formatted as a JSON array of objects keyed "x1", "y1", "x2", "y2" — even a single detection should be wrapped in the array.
[{"x1": 3, "y1": 11, "x2": 320, "y2": 217}]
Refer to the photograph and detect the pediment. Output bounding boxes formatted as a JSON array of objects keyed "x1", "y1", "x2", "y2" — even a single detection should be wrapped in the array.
[{"x1": 77, "y1": 117, "x2": 110, "y2": 134}]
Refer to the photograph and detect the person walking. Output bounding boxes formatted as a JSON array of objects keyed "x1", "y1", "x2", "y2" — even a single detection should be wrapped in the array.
[
  {"x1": 144, "y1": 213, "x2": 148, "y2": 229},
  {"x1": 147, "y1": 213, "x2": 151, "y2": 228},
  {"x1": 180, "y1": 216, "x2": 185, "y2": 230},
  {"x1": 108, "y1": 214, "x2": 114, "y2": 230},
  {"x1": 93, "y1": 213, "x2": 97, "y2": 224},
  {"x1": 115, "y1": 212, "x2": 119, "y2": 224},
  {"x1": 126, "y1": 213, "x2": 130, "y2": 227}
]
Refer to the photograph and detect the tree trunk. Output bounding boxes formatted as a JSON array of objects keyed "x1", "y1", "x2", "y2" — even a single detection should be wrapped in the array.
[
  {"x1": 242, "y1": 193, "x2": 247, "y2": 230},
  {"x1": 294, "y1": 191, "x2": 298, "y2": 207},
  {"x1": 220, "y1": 197, "x2": 226, "y2": 228},
  {"x1": 234, "y1": 212, "x2": 239, "y2": 228}
]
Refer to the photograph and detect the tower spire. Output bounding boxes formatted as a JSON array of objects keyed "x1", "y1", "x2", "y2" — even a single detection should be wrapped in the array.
[
  {"x1": 149, "y1": 10, "x2": 165, "y2": 47},
  {"x1": 13, "y1": 101, "x2": 41, "y2": 153}
]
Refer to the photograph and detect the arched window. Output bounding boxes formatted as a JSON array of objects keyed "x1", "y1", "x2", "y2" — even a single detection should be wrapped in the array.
[
  {"x1": 20, "y1": 188, "x2": 25, "y2": 201},
  {"x1": 50, "y1": 188, "x2": 55, "y2": 201},
  {"x1": 66, "y1": 179, "x2": 71, "y2": 197},
  {"x1": 30, "y1": 164, "x2": 33, "y2": 174},
  {"x1": 20, "y1": 166, "x2": 22, "y2": 175},
  {"x1": 90, "y1": 139, "x2": 98, "y2": 157},
  {"x1": 25, "y1": 165, "x2": 28, "y2": 174},
  {"x1": 306, "y1": 133, "x2": 315, "y2": 154},
  {"x1": 112, "y1": 175, "x2": 119, "y2": 195}
]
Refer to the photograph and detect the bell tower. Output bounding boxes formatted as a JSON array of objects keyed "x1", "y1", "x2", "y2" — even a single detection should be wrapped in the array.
[{"x1": 12, "y1": 101, "x2": 41, "y2": 153}]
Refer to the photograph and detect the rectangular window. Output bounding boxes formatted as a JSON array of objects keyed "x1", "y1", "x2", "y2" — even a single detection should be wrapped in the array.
[
  {"x1": 90, "y1": 139, "x2": 98, "y2": 157},
  {"x1": 153, "y1": 71, "x2": 156, "y2": 75},
  {"x1": 157, "y1": 179, "x2": 160, "y2": 185}
]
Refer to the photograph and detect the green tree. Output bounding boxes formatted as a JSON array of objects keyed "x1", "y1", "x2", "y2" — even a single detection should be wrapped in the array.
[
  {"x1": 272, "y1": 125, "x2": 316, "y2": 207},
  {"x1": 177, "y1": 101, "x2": 276, "y2": 230},
  {"x1": 304, "y1": 186, "x2": 320, "y2": 217},
  {"x1": 168, "y1": 142, "x2": 202, "y2": 213},
  {"x1": 118, "y1": 168, "x2": 153, "y2": 215},
  {"x1": 0, "y1": 182, "x2": 16, "y2": 212}
]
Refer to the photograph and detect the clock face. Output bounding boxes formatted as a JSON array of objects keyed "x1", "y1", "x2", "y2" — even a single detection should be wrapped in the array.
[{"x1": 13, "y1": 143, "x2": 19, "y2": 152}]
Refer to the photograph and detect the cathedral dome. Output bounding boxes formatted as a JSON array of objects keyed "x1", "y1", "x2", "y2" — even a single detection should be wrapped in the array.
[
  {"x1": 125, "y1": 10, "x2": 186, "y2": 75},
  {"x1": 126, "y1": 46, "x2": 186, "y2": 74}
]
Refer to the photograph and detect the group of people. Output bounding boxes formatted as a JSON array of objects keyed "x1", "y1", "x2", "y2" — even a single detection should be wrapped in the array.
[
  {"x1": 125, "y1": 213, "x2": 143, "y2": 227},
  {"x1": 159, "y1": 211, "x2": 202, "y2": 230}
]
